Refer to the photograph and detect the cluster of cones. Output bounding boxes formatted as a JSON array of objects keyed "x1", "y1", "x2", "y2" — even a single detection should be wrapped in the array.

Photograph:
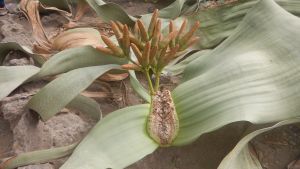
[{"x1": 96, "y1": 9, "x2": 200, "y2": 74}]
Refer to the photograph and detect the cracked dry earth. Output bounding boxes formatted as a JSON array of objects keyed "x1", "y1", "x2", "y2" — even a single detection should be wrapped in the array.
[{"x1": 1, "y1": 1, "x2": 300, "y2": 169}]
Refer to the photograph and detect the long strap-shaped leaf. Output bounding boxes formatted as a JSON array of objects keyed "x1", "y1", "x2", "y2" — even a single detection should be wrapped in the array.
[
  {"x1": 85, "y1": 0, "x2": 135, "y2": 25},
  {"x1": 0, "y1": 143, "x2": 77, "y2": 169},
  {"x1": 27, "y1": 64, "x2": 119, "y2": 121},
  {"x1": 173, "y1": 0, "x2": 300, "y2": 145},
  {"x1": 60, "y1": 104, "x2": 158, "y2": 169},
  {"x1": 188, "y1": 0, "x2": 300, "y2": 49},
  {"x1": 0, "y1": 42, "x2": 45, "y2": 65},
  {"x1": 0, "y1": 66, "x2": 40, "y2": 100},
  {"x1": 129, "y1": 70, "x2": 150, "y2": 103},
  {"x1": 0, "y1": 45, "x2": 125, "y2": 96},
  {"x1": 145, "y1": 0, "x2": 300, "y2": 49},
  {"x1": 67, "y1": 94, "x2": 102, "y2": 120},
  {"x1": 35, "y1": 46, "x2": 126, "y2": 78},
  {"x1": 218, "y1": 118, "x2": 300, "y2": 169}
]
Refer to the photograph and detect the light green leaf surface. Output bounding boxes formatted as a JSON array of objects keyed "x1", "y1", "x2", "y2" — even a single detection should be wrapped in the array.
[
  {"x1": 67, "y1": 94, "x2": 102, "y2": 120},
  {"x1": 0, "y1": 143, "x2": 77, "y2": 169},
  {"x1": 0, "y1": 45, "x2": 124, "y2": 103},
  {"x1": 0, "y1": 42, "x2": 45, "y2": 65},
  {"x1": 155, "y1": 0, "x2": 186, "y2": 19},
  {"x1": 129, "y1": 70, "x2": 151, "y2": 103},
  {"x1": 35, "y1": 46, "x2": 126, "y2": 78},
  {"x1": 164, "y1": 50, "x2": 211, "y2": 76},
  {"x1": 172, "y1": 0, "x2": 300, "y2": 145},
  {"x1": 218, "y1": 118, "x2": 300, "y2": 169},
  {"x1": 85, "y1": 0, "x2": 135, "y2": 25},
  {"x1": 27, "y1": 64, "x2": 119, "y2": 121},
  {"x1": 155, "y1": 0, "x2": 300, "y2": 49},
  {"x1": 61, "y1": 104, "x2": 158, "y2": 169},
  {"x1": 39, "y1": 0, "x2": 71, "y2": 10},
  {"x1": 193, "y1": 0, "x2": 300, "y2": 48},
  {"x1": 0, "y1": 66, "x2": 40, "y2": 100}
]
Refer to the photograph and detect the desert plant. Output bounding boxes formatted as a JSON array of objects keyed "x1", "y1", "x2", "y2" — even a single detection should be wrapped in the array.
[
  {"x1": 96, "y1": 9, "x2": 200, "y2": 145},
  {"x1": 1, "y1": 0, "x2": 300, "y2": 169}
]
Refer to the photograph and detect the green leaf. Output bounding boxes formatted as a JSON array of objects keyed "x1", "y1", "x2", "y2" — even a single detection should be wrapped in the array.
[
  {"x1": 164, "y1": 50, "x2": 211, "y2": 76},
  {"x1": 156, "y1": 0, "x2": 300, "y2": 49},
  {"x1": 0, "y1": 143, "x2": 77, "y2": 169},
  {"x1": 27, "y1": 64, "x2": 120, "y2": 121},
  {"x1": 129, "y1": 70, "x2": 151, "y2": 103},
  {"x1": 39, "y1": 0, "x2": 71, "y2": 10},
  {"x1": 218, "y1": 118, "x2": 300, "y2": 169},
  {"x1": 35, "y1": 46, "x2": 126, "y2": 78},
  {"x1": 159, "y1": 0, "x2": 186, "y2": 19},
  {"x1": 190, "y1": 0, "x2": 300, "y2": 49},
  {"x1": 172, "y1": 0, "x2": 300, "y2": 145},
  {"x1": 85, "y1": 0, "x2": 135, "y2": 25},
  {"x1": 0, "y1": 42, "x2": 45, "y2": 65},
  {"x1": 67, "y1": 94, "x2": 102, "y2": 120},
  {"x1": 60, "y1": 104, "x2": 158, "y2": 169},
  {"x1": 0, "y1": 66, "x2": 40, "y2": 100},
  {"x1": 0, "y1": 46, "x2": 125, "y2": 100}
]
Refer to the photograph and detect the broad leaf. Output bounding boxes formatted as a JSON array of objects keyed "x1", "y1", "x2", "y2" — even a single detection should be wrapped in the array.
[
  {"x1": 0, "y1": 42, "x2": 45, "y2": 65},
  {"x1": 39, "y1": 0, "x2": 70, "y2": 10},
  {"x1": 27, "y1": 64, "x2": 119, "y2": 121},
  {"x1": 0, "y1": 46, "x2": 125, "y2": 99},
  {"x1": 144, "y1": 0, "x2": 300, "y2": 49},
  {"x1": 164, "y1": 50, "x2": 211, "y2": 76},
  {"x1": 218, "y1": 118, "x2": 300, "y2": 169},
  {"x1": 0, "y1": 143, "x2": 77, "y2": 169},
  {"x1": 85, "y1": 0, "x2": 135, "y2": 25},
  {"x1": 35, "y1": 46, "x2": 126, "y2": 78},
  {"x1": 60, "y1": 104, "x2": 158, "y2": 169},
  {"x1": 67, "y1": 94, "x2": 102, "y2": 120},
  {"x1": 172, "y1": 0, "x2": 300, "y2": 145},
  {"x1": 184, "y1": 0, "x2": 300, "y2": 49},
  {"x1": 129, "y1": 70, "x2": 150, "y2": 103},
  {"x1": 0, "y1": 66, "x2": 40, "y2": 100}
]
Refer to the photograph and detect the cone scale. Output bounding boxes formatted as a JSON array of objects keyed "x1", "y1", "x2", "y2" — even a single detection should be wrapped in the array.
[{"x1": 147, "y1": 89, "x2": 179, "y2": 146}]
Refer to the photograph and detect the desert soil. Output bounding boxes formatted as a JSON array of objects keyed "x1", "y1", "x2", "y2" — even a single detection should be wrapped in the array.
[{"x1": 1, "y1": 0, "x2": 300, "y2": 169}]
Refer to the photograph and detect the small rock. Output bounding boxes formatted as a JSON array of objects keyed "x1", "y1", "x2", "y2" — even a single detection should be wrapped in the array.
[
  {"x1": 128, "y1": 1, "x2": 133, "y2": 7},
  {"x1": 288, "y1": 159, "x2": 300, "y2": 169},
  {"x1": 8, "y1": 58, "x2": 31, "y2": 66},
  {"x1": 1, "y1": 93, "x2": 33, "y2": 129},
  {"x1": 148, "y1": 6, "x2": 155, "y2": 13}
]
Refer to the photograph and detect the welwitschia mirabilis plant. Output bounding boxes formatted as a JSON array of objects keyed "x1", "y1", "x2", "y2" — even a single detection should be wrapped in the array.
[{"x1": 1, "y1": 0, "x2": 300, "y2": 169}]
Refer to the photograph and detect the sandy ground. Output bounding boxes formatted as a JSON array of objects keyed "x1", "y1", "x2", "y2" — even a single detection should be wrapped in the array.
[{"x1": 1, "y1": 0, "x2": 300, "y2": 169}]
